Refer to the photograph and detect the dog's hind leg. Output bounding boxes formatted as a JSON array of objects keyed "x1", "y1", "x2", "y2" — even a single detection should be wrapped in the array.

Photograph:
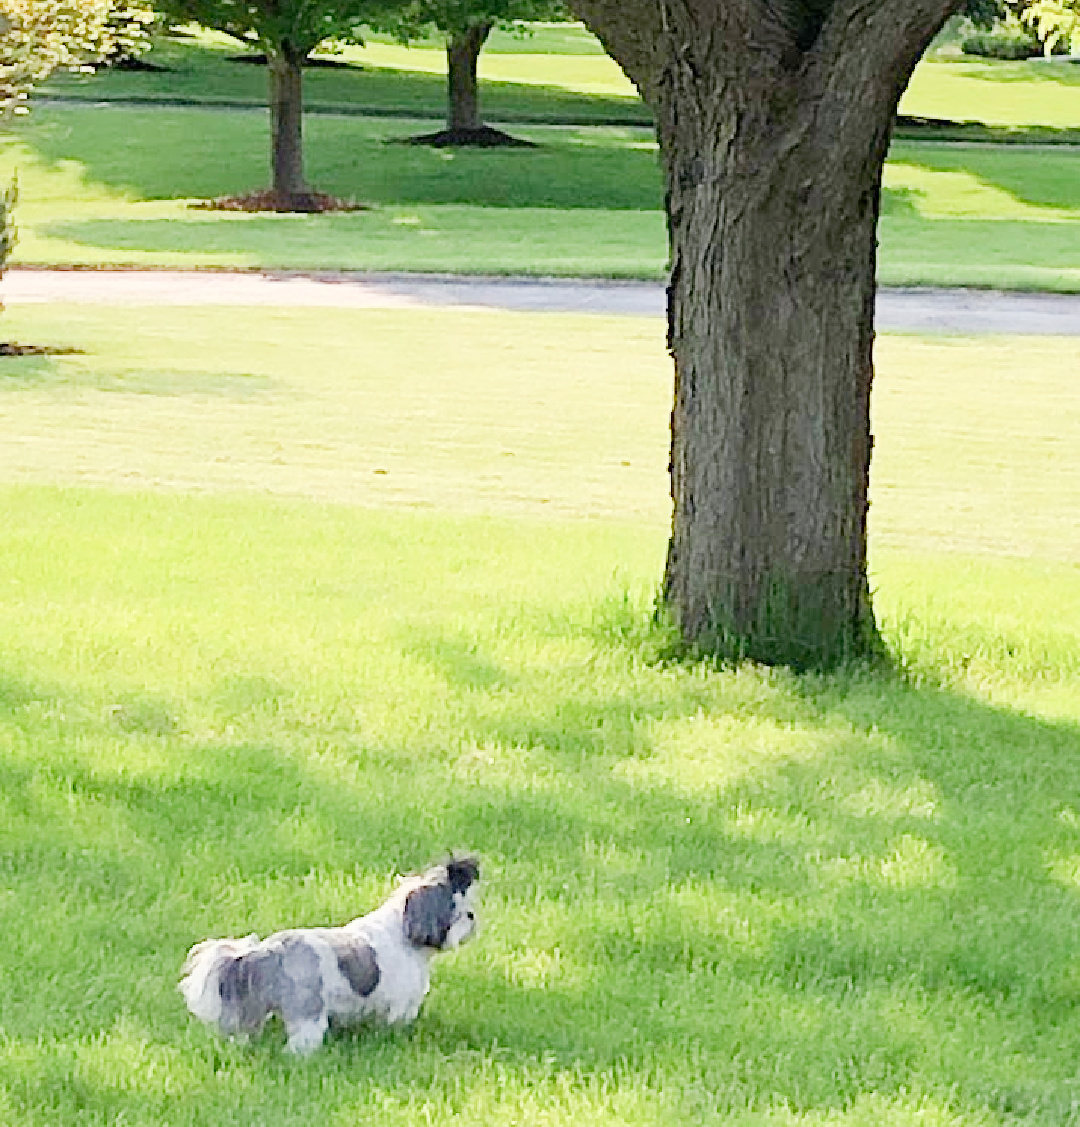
[
  {"x1": 284, "y1": 1014, "x2": 329, "y2": 1055},
  {"x1": 275, "y1": 934, "x2": 329, "y2": 1054}
]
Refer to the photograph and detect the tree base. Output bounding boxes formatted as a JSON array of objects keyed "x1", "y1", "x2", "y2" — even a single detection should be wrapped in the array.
[
  {"x1": 664, "y1": 570, "x2": 884, "y2": 673},
  {"x1": 402, "y1": 126, "x2": 536, "y2": 149},
  {"x1": 195, "y1": 190, "x2": 368, "y2": 214}
]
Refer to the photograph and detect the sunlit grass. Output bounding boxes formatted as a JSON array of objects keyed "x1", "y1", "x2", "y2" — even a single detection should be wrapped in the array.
[
  {"x1": 0, "y1": 494, "x2": 1078, "y2": 1125},
  {"x1": 2, "y1": 108, "x2": 1079, "y2": 288},
  {"x1": 1, "y1": 300, "x2": 1079, "y2": 1123},
  {"x1": 902, "y1": 54, "x2": 1080, "y2": 130},
  {"x1": 0, "y1": 305, "x2": 1077, "y2": 562}
]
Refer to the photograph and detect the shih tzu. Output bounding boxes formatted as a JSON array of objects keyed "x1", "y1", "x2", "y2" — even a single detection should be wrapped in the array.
[{"x1": 179, "y1": 856, "x2": 479, "y2": 1054}]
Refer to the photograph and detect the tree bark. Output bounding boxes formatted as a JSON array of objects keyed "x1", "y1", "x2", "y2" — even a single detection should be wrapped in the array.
[
  {"x1": 571, "y1": 0, "x2": 961, "y2": 669},
  {"x1": 268, "y1": 45, "x2": 307, "y2": 205},
  {"x1": 446, "y1": 23, "x2": 493, "y2": 133}
]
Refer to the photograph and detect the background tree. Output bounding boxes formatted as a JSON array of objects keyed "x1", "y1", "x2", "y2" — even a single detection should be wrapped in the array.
[
  {"x1": 0, "y1": 0, "x2": 152, "y2": 114},
  {"x1": 565, "y1": 0, "x2": 962, "y2": 669},
  {"x1": 962, "y1": 0, "x2": 1011, "y2": 23},
  {"x1": 1022, "y1": 0, "x2": 1080, "y2": 50},
  {"x1": 158, "y1": 0, "x2": 379, "y2": 209},
  {"x1": 97, "y1": 2, "x2": 159, "y2": 68},
  {"x1": 378, "y1": 0, "x2": 569, "y2": 145}
]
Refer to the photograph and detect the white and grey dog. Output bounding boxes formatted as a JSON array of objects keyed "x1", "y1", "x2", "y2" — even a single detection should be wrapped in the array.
[{"x1": 178, "y1": 856, "x2": 479, "y2": 1054}]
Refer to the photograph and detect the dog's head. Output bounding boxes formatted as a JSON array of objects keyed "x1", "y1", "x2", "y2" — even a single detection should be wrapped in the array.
[{"x1": 401, "y1": 856, "x2": 480, "y2": 951}]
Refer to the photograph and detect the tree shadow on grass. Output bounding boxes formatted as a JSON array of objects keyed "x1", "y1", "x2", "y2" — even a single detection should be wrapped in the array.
[
  {"x1": 942, "y1": 58, "x2": 1080, "y2": 88},
  {"x1": 888, "y1": 141, "x2": 1080, "y2": 213},
  {"x1": 17, "y1": 105, "x2": 661, "y2": 209},
  {"x1": 2, "y1": 633, "x2": 1080, "y2": 1123}
]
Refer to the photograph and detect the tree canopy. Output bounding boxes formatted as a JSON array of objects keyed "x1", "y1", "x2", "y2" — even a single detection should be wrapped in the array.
[
  {"x1": 158, "y1": 0, "x2": 376, "y2": 57},
  {"x1": 1023, "y1": 0, "x2": 1080, "y2": 49},
  {"x1": 377, "y1": 0, "x2": 567, "y2": 39}
]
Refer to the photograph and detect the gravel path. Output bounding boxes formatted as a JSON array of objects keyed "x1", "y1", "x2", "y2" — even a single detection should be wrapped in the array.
[{"x1": 6, "y1": 268, "x2": 1080, "y2": 334}]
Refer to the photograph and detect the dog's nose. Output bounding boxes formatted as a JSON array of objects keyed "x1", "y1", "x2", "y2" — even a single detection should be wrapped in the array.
[{"x1": 466, "y1": 912, "x2": 475, "y2": 921}]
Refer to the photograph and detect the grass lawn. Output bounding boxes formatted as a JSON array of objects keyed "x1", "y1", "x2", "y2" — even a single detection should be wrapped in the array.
[
  {"x1": 0, "y1": 305, "x2": 1078, "y2": 561},
  {"x1": 40, "y1": 26, "x2": 1080, "y2": 137},
  {"x1": 41, "y1": 27, "x2": 649, "y2": 125},
  {"x1": 1, "y1": 303, "x2": 1079, "y2": 1124},
  {"x1": 2, "y1": 106, "x2": 1080, "y2": 288}
]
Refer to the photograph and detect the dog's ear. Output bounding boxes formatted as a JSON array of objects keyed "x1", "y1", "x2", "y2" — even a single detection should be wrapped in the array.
[
  {"x1": 403, "y1": 884, "x2": 456, "y2": 948},
  {"x1": 446, "y1": 855, "x2": 479, "y2": 895}
]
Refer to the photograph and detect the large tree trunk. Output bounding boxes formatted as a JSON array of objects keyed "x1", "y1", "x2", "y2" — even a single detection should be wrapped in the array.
[
  {"x1": 268, "y1": 45, "x2": 308, "y2": 207},
  {"x1": 446, "y1": 23, "x2": 492, "y2": 133},
  {"x1": 571, "y1": 0, "x2": 961, "y2": 669}
]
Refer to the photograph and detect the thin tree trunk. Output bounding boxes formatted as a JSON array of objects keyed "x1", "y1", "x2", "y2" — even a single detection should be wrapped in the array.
[
  {"x1": 268, "y1": 45, "x2": 307, "y2": 206},
  {"x1": 570, "y1": 0, "x2": 960, "y2": 668},
  {"x1": 446, "y1": 24, "x2": 492, "y2": 134}
]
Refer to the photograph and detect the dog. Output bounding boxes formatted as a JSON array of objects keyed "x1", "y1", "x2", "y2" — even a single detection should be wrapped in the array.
[{"x1": 178, "y1": 856, "x2": 479, "y2": 1054}]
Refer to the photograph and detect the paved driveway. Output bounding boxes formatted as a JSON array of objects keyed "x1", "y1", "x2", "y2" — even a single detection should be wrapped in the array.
[{"x1": 6, "y1": 268, "x2": 1080, "y2": 335}]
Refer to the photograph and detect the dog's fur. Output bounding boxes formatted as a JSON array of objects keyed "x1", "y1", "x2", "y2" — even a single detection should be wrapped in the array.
[{"x1": 178, "y1": 856, "x2": 479, "y2": 1054}]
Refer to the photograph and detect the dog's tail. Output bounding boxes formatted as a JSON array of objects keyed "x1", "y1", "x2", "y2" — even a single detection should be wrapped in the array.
[{"x1": 178, "y1": 935, "x2": 261, "y2": 1032}]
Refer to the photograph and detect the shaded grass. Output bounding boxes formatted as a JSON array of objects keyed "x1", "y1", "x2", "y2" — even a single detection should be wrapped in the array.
[
  {"x1": 1, "y1": 301, "x2": 1079, "y2": 1122},
  {"x1": 1, "y1": 485, "x2": 1079, "y2": 1125},
  {"x1": 2, "y1": 107, "x2": 1080, "y2": 287}
]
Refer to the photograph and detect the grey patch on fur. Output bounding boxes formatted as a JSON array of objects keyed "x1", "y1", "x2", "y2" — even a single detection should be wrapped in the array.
[
  {"x1": 330, "y1": 938, "x2": 380, "y2": 997},
  {"x1": 403, "y1": 884, "x2": 456, "y2": 948},
  {"x1": 218, "y1": 933, "x2": 325, "y2": 1032},
  {"x1": 218, "y1": 947, "x2": 279, "y2": 1033},
  {"x1": 276, "y1": 934, "x2": 325, "y2": 1020}
]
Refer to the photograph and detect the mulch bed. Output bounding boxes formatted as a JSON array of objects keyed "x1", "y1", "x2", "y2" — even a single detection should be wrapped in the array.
[
  {"x1": 108, "y1": 57, "x2": 172, "y2": 72},
  {"x1": 226, "y1": 54, "x2": 360, "y2": 69},
  {"x1": 401, "y1": 125, "x2": 536, "y2": 149},
  {"x1": 0, "y1": 343, "x2": 83, "y2": 356},
  {"x1": 193, "y1": 190, "x2": 369, "y2": 214}
]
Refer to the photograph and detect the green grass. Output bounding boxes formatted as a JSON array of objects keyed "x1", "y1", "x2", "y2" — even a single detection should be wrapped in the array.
[
  {"x1": 2, "y1": 106, "x2": 1080, "y2": 287},
  {"x1": 40, "y1": 26, "x2": 1080, "y2": 137},
  {"x1": 41, "y1": 28, "x2": 648, "y2": 125},
  {"x1": 901, "y1": 54, "x2": 1080, "y2": 131},
  {"x1": 0, "y1": 305, "x2": 1078, "y2": 561},
  {"x1": 1, "y1": 302, "x2": 1080, "y2": 1124}
]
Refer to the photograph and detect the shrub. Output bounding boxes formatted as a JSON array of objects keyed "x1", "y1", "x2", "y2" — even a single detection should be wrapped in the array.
[{"x1": 961, "y1": 16, "x2": 1045, "y2": 56}]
